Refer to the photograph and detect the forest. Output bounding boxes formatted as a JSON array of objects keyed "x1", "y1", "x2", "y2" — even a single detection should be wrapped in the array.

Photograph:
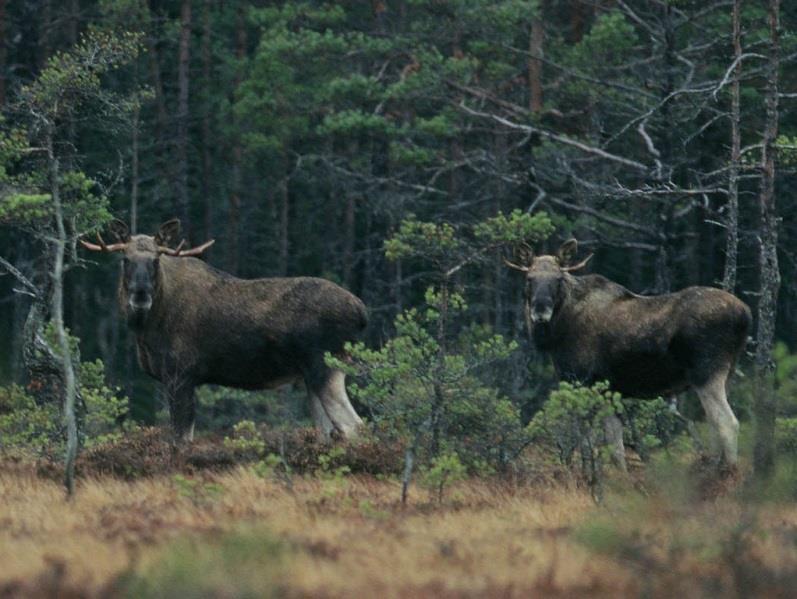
[{"x1": 2, "y1": 0, "x2": 797, "y2": 597}]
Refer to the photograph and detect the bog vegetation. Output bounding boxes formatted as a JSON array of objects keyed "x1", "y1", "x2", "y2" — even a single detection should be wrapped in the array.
[{"x1": 2, "y1": 0, "x2": 797, "y2": 596}]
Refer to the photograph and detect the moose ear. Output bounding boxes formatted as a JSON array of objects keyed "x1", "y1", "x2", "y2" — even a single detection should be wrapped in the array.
[
  {"x1": 557, "y1": 238, "x2": 578, "y2": 266},
  {"x1": 108, "y1": 219, "x2": 130, "y2": 244},
  {"x1": 155, "y1": 219, "x2": 181, "y2": 247},
  {"x1": 516, "y1": 243, "x2": 534, "y2": 266}
]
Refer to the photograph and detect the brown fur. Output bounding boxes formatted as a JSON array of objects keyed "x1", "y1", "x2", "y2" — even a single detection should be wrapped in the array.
[
  {"x1": 100, "y1": 221, "x2": 367, "y2": 440},
  {"x1": 512, "y1": 239, "x2": 751, "y2": 465}
]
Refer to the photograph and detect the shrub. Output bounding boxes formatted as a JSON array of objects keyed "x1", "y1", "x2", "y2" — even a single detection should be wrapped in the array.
[{"x1": 529, "y1": 381, "x2": 623, "y2": 495}]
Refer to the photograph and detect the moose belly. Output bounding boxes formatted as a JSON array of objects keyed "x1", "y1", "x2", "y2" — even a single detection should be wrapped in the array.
[
  {"x1": 198, "y1": 342, "x2": 302, "y2": 390},
  {"x1": 606, "y1": 352, "x2": 688, "y2": 398}
]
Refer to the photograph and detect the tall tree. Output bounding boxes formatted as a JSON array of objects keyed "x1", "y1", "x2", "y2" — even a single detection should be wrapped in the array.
[
  {"x1": 753, "y1": 0, "x2": 781, "y2": 479},
  {"x1": 175, "y1": 0, "x2": 192, "y2": 238},
  {"x1": 722, "y1": 0, "x2": 742, "y2": 293}
]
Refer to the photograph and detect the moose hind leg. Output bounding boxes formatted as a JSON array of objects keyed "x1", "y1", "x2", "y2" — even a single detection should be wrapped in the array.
[
  {"x1": 306, "y1": 366, "x2": 362, "y2": 438},
  {"x1": 695, "y1": 373, "x2": 739, "y2": 466}
]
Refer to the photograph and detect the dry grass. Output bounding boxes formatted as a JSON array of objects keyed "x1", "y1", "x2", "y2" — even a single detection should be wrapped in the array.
[{"x1": 2, "y1": 457, "x2": 797, "y2": 597}]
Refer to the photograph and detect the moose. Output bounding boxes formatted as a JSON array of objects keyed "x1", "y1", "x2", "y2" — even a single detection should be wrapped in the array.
[
  {"x1": 505, "y1": 239, "x2": 751, "y2": 468},
  {"x1": 81, "y1": 219, "x2": 366, "y2": 441}
]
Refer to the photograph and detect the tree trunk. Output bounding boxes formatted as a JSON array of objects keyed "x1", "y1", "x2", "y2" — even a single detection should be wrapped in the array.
[
  {"x1": 278, "y1": 176, "x2": 289, "y2": 276},
  {"x1": 201, "y1": 0, "x2": 213, "y2": 241},
  {"x1": 146, "y1": 11, "x2": 179, "y2": 208},
  {"x1": 722, "y1": 0, "x2": 742, "y2": 292},
  {"x1": 175, "y1": 0, "x2": 192, "y2": 239},
  {"x1": 0, "y1": 0, "x2": 7, "y2": 107},
  {"x1": 131, "y1": 100, "x2": 140, "y2": 234},
  {"x1": 227, "y1": 5, "x2": 246, "y2": 273},
  {"x1": 343, "y1": 194, "x2": 356, "y2": 288},
  {"x1": 528, "y1": 2, "x2": 544, "y2": 113},
  {"x1": 47, "y1": 129, "x2": 79, "y2": 498},
  {"x1": 753, "y1": 0, "x2": 781, "y2": 479}
]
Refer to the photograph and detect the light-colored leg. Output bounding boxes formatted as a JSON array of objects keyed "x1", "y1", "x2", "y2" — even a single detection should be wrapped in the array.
[
  {"x1": 604, "y1": 414, "x2": 627, "y2": 472},
  {"x1": 317, "y1": 370, "x2": 363, "y2": 438},
  {"x1": 695, "y1": 374, "x2": 739, "y2": 465},
  {"x1": 310, "y1": 393, "x2": 334, "y2": 439}
]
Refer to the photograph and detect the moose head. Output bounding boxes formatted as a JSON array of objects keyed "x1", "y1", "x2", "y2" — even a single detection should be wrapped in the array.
[
  {"x1": 504, "y1": 239, "x2": 592, "y2": 325},
  {"x1": 80, "y1": 219, "x2": 214, "y2": 326}
]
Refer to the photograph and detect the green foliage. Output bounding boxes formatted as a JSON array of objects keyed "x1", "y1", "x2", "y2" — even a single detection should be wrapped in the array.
[
  {"x1": 120, "y1": 528, "x2": 285, "y2": 598},
  {"x1": 473, "y1": 209, "x2": 555, "y2": 246},
  {"x1": 252, "y1": 453, "x2": 293, "y2": 483},
  {"x1": 776, "y1": 418, "x2": 797, "y2": 455},
  {"x1": 328, "y1": 288, "x2": 523, "y2": 471},
  {"x1": 565, "y1": 12, "x2": 638, "y2": 70},
  {"x1": 80, "y1": 358, "x2": 133, "y2": 448},
  {"x1": 384, "y1": 216, "x2": 462, "y2": 264},
  {"x1": 0, "y1": 358, "x2": 130, "y2": 455},
  {"x1": 0, "y1": 385, "x2": 60, "y2": 455},
  {"x1": 316, "y1": 446, "x2": 351, "y2": 480},
  {"x1": 19, "y1": 27, "x2": 142, "y2": 120},
  {"x1": 420, "y1": 452, "x2": 467, "y2": 504},
  {"x1": 623, "y1": 397, "x2": 681, "y2": 461},
  {"x1": 223, "y1": 420, "x2": 266, "y2": 457},
  {"x1": 529, "y1": 381, "x2": 623, "y2": 492},
  {"x1": 774, "y1": 342, "x2": 797, "y2": 416},
  {"x1": 172, "y1": 474, "x2": 224, "y2": 507},
  {"x1": 529, "y1": 381, "x2": 623, "y2": 462},
  {"x1": 0, "y1": 324, "x2": 133, "y2": 454}
]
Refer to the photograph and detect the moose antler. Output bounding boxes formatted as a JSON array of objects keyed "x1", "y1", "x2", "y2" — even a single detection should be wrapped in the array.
[
  {"x1": 562, "y1": 253, "x2": 593, "y2": 272},
  {"x1": 79, "y1": 232, "x2": 128, "y2": 253},
  {"x1": 503, "y1": 257, "x2": 530, "y2": 272},
  {"x1": 503, "y1": 242, "x2": 533, "y2": 272},
  {"x1": 158, "y1": 238, "x2": 215, "y2": 257}
]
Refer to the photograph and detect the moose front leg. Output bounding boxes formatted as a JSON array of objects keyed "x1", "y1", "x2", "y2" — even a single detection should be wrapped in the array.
[
  {"x1": 309, "y1": 393, "x2": 335, "y2": 439},
  {"x1": 165, "y1": 379, "x2": 197, "y2": 442}
]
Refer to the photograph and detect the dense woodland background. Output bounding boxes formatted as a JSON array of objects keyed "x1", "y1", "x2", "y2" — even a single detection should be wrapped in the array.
[{"x1": 1, "y1": 0, "x2": 796, "y2": 426}]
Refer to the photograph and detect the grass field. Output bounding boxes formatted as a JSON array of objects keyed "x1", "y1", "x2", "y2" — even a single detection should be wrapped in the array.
[{"x1": 2, "y1": 446, "x2": 797, "y2": 598}]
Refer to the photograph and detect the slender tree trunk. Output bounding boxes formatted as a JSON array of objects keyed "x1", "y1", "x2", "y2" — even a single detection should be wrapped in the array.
[
  {"x1": 723, "y1": 0, "x2": 742, "y2": 292},
  {"x1": 47, "y1": 128, "x2": 79, "y2": 498},
  {"x1": 39, "y1": 0, "x2": 51, "y2": 67},
  {"x1": 227, "y1": 6, "x2": 246, "y2": 273},
  {"x1": 0, "y1": 0, "x2": 7, "y2": 107},
  {"x1": 131, "y1": 100, "x2": 140, "y2": 234},
  {"x1": 201, "y1": 0, "x2": 213, "y2": 241},
  {"x1": 175, "y1": 0, "x2": 192, "y2": 239},
  {"x1": 343, "y1": 194, "x2": 356, "y2": 287},
  {"x1": 278, "y1": 176, "x2": 289, "y2": 276},
  {"x1": 146, "y1": 11, "x2": 179, "y2": 206},
  {"x1": 753, "y1": 0, "x2": 781, "y2": 479},
  {"x1": 528, "y1": 2, "x2": 544, "y2": 113}
]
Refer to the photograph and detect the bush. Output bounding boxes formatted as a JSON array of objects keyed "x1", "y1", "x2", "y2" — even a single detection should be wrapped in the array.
[
  {"x1": 0, "y1": 354, "x2": 131, "y2": 457},
  {"x1": 328, "y1": 290, "x2": 527, "y2": 474},
  {"x1": 0, "y1": 384, "x2": 60, "y2": 455},
  {"x1": 529, "y1": 381, "x2": 623, "y2": 495}
]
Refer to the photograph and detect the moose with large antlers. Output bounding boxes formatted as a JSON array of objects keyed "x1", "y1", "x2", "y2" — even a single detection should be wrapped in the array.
[
  {"x1": 81, "y1": 219, "x2": 366, "y2": 441},
  {"x1": 505, "y1": 239, "x2": 751, "y2": 468}
]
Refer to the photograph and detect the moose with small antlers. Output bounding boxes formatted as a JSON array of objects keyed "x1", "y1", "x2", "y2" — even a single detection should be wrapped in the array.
[
  {"x1": 81, "y1": 219, "x2": 366, "y2": 441},
  {"x1": 505, "y1": 238, "x2": 751, "y2": 468}
]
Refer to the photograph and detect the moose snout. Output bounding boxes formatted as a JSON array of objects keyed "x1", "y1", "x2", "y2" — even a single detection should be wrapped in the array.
[
  {"x1": 129, "y1": 289, "x2": 153, "y2": 312},
  {"x1": 530, "y1": 302, "x2": 553, "y2": 324}
]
